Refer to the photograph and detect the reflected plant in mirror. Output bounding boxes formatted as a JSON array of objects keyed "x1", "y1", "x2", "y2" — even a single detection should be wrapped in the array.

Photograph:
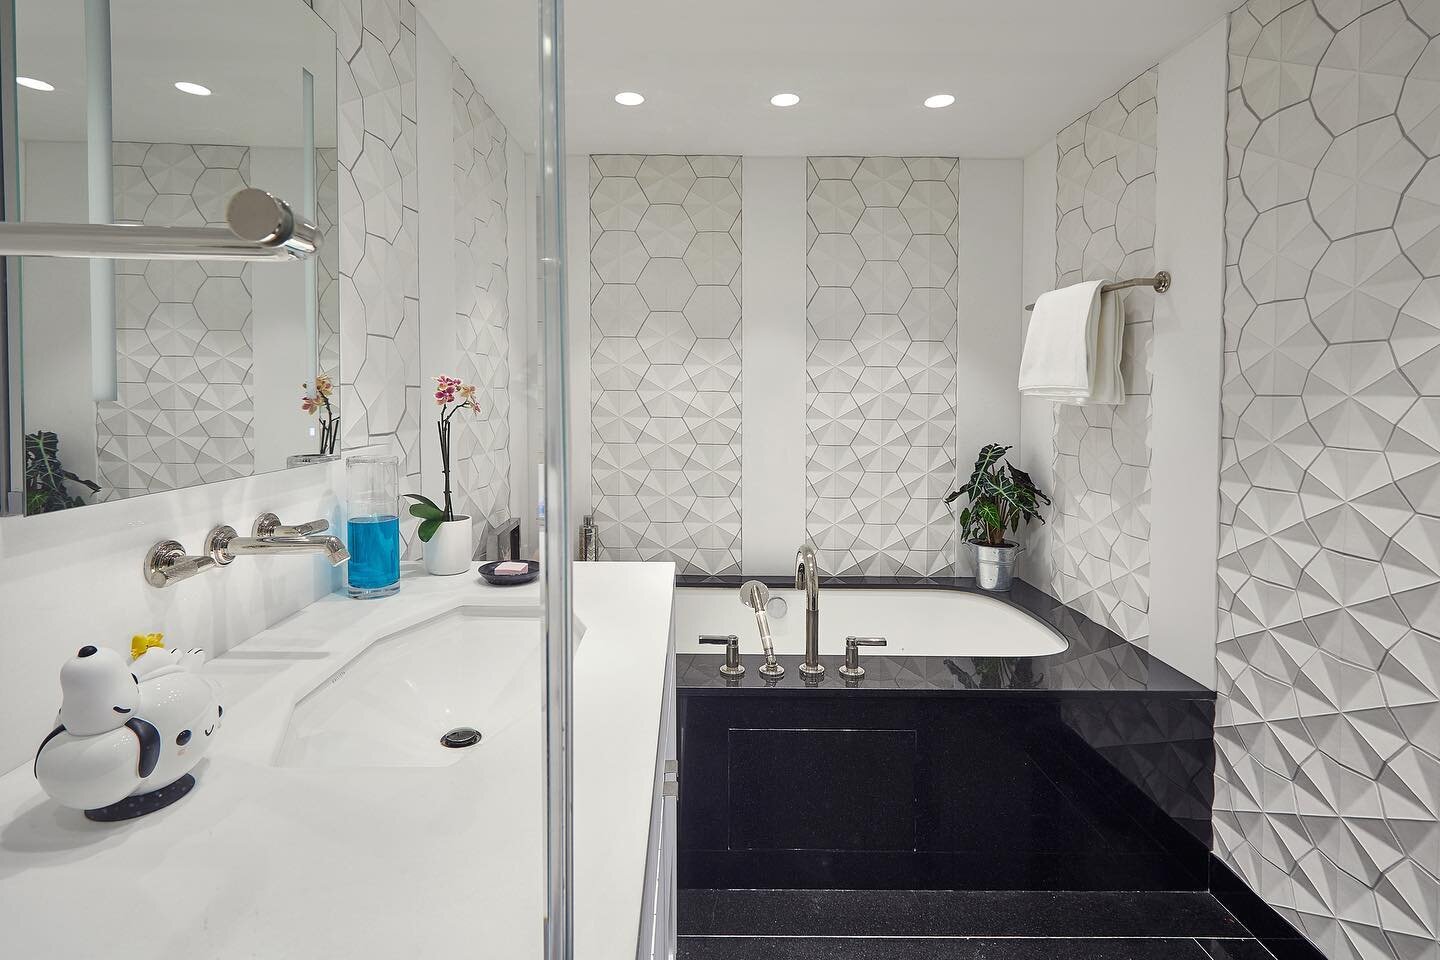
[
  {"x1": 299, "y1": 374, "x2": 339, "y2": 457},
  {"x1": 24, "y1": 431, "x2": 100, "y2": 513}
]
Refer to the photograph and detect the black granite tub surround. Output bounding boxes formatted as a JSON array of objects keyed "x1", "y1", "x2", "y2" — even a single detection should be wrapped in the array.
[
  {"x1": 677, "y1": 690, "x2": 1214, "y2": 891},
  {"x1": 674, "y1": 575, "x2": 1217, "y2": 891},
  {"x1": 674, "y1": 575, "x2": 1211, "y2": 697}
]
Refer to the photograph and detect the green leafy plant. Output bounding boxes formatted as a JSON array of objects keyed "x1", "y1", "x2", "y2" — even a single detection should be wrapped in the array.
[
  {"x1": 404, "y1": 375, "x2": 480, "y2": 543},
  {"x1": 24, "y1": 431, "x2": 99, "y2": 514},
  {"x1": 944, "y1": 443, "x2": 1050, "y2": 548}
]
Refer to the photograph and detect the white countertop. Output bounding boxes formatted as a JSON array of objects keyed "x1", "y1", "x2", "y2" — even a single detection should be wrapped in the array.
[{"x1": 0, "y1": 561, "x2": 676, "y2": 960}]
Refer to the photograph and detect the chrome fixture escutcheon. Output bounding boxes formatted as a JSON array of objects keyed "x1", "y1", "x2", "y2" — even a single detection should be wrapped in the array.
[{"x1": 144, "y1": 540, "x2": 217, "y2": 588}]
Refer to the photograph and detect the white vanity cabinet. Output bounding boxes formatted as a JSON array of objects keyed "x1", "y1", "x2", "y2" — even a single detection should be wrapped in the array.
[{"x1": 637, "y1": 630, "x2": 678, "y2": 960}]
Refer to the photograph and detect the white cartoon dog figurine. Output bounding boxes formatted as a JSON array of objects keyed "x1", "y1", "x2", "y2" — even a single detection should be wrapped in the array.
[{"x1": 34, "y1": 644, "x2": 223, "y2": 821}]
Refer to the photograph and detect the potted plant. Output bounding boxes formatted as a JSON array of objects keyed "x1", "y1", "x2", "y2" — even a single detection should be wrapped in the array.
[
  {"x1": 404, "y1": 375, "x2": 480, "y2": 576},
  {"x1": 944, "y1": 443, "x2": 1050, "y2": 592}
]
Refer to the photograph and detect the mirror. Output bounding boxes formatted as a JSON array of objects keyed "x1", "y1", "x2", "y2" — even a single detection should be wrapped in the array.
[{"x1": 12, "y1": 0, "x2": 337, "y2": 513}]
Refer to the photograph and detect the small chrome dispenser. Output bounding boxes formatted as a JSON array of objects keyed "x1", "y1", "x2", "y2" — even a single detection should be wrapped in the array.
[{"x1": 739, "y1": 580, "x2": 785, "y2": 679}]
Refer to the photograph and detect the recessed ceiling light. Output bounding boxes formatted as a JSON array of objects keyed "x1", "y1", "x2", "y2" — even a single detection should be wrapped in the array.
[
  {"x1": 16, "y1": 77, "x2": 54, "y2": 92},
  {"x1": 174, "y1": 81, "x2": 212, "y2": 97},
  {"x1": 924, "y1": 94, "x2": 955, "y2": 109},
  {"x1": 770, "y1": 93, "x2": 800, "y2": 107},
  {"x1": 614, "y1": 91, "x2": 644, "y2": 106}
]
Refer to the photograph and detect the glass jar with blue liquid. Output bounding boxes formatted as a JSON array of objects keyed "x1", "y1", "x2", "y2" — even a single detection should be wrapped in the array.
[{"x1": 346, "y1": 455, "x2": 400, "y2": 598}]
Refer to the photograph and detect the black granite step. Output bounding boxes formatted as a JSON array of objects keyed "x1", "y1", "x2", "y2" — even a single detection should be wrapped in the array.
[
  {"x1": 677, "y1": 936, "x2": 1269, "y2": 960},
  {"x1": 679, "y1": 890, "x2": 1251, "y2": 939}
]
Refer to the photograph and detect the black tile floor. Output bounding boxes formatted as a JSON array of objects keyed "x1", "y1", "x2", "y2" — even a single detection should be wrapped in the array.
[{"x1": 678, "y1": 890, "x2": 1277, "y2": 960}]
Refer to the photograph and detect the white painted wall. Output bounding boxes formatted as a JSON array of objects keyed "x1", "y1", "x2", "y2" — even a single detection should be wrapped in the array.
[
  {"x1": 1148, "y1": 19, "x2": 1227, "y2": 687},
  {"x1": 955, "y1": 158, "x2": 1025, "y2": 507},
  {"x1": 741, "y1": 157, "x2": 807, "y2": 573},
  {"x1": 1018, "y1": 141, "x2": 1058, "y2": 590}
]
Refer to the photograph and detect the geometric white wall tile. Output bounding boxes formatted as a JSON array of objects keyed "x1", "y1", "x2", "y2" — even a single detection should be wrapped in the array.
[
  {"x1": 452, "y1": 61, "x2": 511, "y2": 557},
  {"x1": 1044, "y1": 69, "x2": 1159, "y2": 648},
  {"x1": 313, "y1": 0, "x2": 424, "y2": 555},
  {"x1": 1220, "y1": 4, "x2": 1440, "y2": 959},
  {"x1": 589, "y1": 155, "x2": 743, "y2": 575},
  {"x1": 805, "y1": 157, "x2": 958, "y2": 578},
  {"x1": 96, "y1": 142, "x2": 255, "y2": 501}
]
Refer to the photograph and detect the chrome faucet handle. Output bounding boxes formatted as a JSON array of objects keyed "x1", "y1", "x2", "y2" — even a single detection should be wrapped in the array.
[
  {"x1": 839, "y1": 636, "x2": 887, "y2": 680},
  {"x1": 739, "y1": 580, "x2": 784, "y2": 679},
  {"x1": 144, "y1": 540, "x2": 217, "y2": 589},
  {"x1": 699, "y1": 634, "x2": 745, "y2": 678},
  {"x1": 253, "y1": 512, "x2": 329, "y2": 539}
]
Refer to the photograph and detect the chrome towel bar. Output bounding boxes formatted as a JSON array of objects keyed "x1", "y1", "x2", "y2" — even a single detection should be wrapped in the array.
[
  {"x1": 1024, "y1": 270, "x2": 1171, "y2": 312},
  {"x1": 0, "y1": 188, "x2": 319, "y2": 262}
]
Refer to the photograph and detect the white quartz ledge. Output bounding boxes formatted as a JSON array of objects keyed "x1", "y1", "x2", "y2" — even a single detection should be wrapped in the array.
[{"x1": 0, "y1": 561, "x2": 676, "y2": 960}]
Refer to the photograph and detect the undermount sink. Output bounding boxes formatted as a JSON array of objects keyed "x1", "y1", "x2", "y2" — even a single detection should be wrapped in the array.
[{"x1": 273, "y1": 608, "x2": 543, "y2": 768}]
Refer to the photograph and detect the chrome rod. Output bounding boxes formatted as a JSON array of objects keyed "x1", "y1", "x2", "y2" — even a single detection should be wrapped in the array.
[
  {"x1": 1024, "y1": 270, "x2": 1170, "y2": 312},
  {"x1": 0, "y1": 188, "x2": 319, "y2": 261}
]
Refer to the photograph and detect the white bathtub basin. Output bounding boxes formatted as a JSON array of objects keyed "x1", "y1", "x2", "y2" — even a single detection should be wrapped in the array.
[
  {"x1": 273, "y1": 608, "x2": 542, "y2": 768},
  {"x1": 673, "y1": 586, "x2": 1067, "y2": 658}
]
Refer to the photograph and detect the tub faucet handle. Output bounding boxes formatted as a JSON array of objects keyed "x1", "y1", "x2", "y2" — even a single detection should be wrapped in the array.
[
  {"x1": 839, "y1": 636, "x2": 887, "y2": 681},
  {"x1": 699, "y1": 634, "x2": 745, "y2": 679}
]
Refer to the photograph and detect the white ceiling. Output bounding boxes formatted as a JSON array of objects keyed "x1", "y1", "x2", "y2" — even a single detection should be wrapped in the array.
[
  {"x1": 421, "y1": 0, "x2": 1237, "y2": 158},
  {"x1": 14, "y1": 0, "x2": 336, "y2": 148}
]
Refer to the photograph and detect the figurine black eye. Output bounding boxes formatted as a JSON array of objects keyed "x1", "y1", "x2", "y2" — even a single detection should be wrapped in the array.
[
  {"x1": 175, "y1": 730, "x2": 192, "y2": 746},
  {"x1": 131, "y1": 674, "x2": 139, "y2": 684},
  {"x1": 217, "y1": 705, "x2": 224, "y2": 718}
]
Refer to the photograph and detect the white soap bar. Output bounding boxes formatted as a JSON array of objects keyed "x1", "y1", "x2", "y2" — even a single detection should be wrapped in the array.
[{"x1": 494, "y1": 561, "x2": 529, "y2": 575}]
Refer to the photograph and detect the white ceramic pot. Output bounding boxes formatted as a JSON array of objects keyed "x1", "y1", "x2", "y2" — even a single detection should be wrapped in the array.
[{"x1": 424, "y1": 516, "x2": 473, "y2": 576}]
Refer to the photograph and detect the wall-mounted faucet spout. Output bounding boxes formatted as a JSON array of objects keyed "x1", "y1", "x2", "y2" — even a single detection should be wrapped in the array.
[
  {"x1": 207, "y1": 515, "x2": 350, "y2": 567},
  {"x1": 795, "y1": 544, "x2": 823, "y2": 679}
]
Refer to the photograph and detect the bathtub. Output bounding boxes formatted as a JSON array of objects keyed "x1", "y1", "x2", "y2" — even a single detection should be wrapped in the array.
[{"x1": 672, "y1": 586, "x2": 1067, "y2": 659}]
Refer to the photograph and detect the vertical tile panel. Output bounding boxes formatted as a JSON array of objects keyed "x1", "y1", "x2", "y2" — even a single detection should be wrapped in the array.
[
  {"x1": 590, "y1": 155, "x2": 743, "y2": 575},
  {"x1": 804, "y1": 156, "x2": 959, "y2": 577}
]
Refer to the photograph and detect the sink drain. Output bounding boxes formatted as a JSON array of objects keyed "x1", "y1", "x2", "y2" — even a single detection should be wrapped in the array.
[{"x1": 441, "y1": 727, "x2": 482, "y2": 749}]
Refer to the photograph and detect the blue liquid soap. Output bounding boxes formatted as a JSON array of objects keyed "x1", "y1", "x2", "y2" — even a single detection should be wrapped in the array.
[{"x1": 347, "y1": 515, "x2": 400, "y2": 598}]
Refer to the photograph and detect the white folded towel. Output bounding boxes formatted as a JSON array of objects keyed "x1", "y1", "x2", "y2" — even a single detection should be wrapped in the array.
[{"x1": 1018, "y1": 280, "x2": 1125, "y2": 405}]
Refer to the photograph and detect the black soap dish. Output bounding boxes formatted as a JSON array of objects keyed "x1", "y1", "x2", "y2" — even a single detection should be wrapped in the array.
[{"x1": 478, "y1": 559, "x2": 540, "y2": 586}]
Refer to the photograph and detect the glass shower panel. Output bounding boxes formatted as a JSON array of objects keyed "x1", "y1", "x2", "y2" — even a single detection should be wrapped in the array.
[{"x1": 0, "y1": 0, "x2": 569, "y2": 956}]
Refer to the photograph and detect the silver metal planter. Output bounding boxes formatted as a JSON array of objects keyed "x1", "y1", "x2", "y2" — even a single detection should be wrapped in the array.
[{"x1": 969, "y1": 540, "x2": 1022, "y2": 592}]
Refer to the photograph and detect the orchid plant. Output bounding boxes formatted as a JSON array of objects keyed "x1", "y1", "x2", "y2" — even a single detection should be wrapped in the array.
[
  {"x1": 300, "y1": 374, "x2": 340, "y2": 456},
  {"x1": 404, "y1": 375, "x2": 481, "y2": 542}
]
